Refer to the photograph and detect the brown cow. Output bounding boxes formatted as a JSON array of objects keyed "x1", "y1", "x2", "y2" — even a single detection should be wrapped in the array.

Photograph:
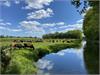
[
  {"x1": 23, "y1": 43, "x2": 34, "y2": 50},
  {"x1": 12, "y1": 43, "x2": 23, "y2": 49}
]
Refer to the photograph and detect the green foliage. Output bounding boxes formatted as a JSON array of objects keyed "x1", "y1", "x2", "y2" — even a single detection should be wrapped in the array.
[
  {"x1": 84, "y1": 41, "x2": 99, "y2": 74},
  {"x1": 5, "y1": 50, "x2": 37, "y2": 74},
  {"x1": 71, "y1": 0, "x2": 99, "y2": 41},
  {"x1": 35, "y1": 48, "x2": 50, "y2": 58},
  {"x1": 0, "y1": 46, "x2": 11, "y2": 74},
  {"x1": 83, "y1": 5, "x2": 99, "y2": 41},
  {"x1": 43, "y1": 30, "x2": 82, "y2": 39},
  {"x1": 49, "y1": 40, "x2": 81, "y2": 52}
]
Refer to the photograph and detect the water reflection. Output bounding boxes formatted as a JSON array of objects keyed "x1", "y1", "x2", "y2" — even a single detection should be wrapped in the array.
[
  {"x1": 37, "y1": 41, "x2": 87, "y2": 75},
  {"x1": 84, "y1": 41, "x2": 99, "y2": 74}
]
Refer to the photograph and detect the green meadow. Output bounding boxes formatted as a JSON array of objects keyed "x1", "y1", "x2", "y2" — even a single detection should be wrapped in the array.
[{"x1": 0, "y1": 37, "x2": 82, "y2": 74}]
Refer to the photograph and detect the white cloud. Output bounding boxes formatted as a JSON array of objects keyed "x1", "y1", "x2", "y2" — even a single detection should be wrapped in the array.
[
  {"x1": 58, "y1": 19, "x2": 83, "y2": 32},
  {"x1": 6, "y1": 22, "x2": 11, "y2": 25},
  {"x1": 0, "y1": 0, "x2": 21, "y2": 7},
  {"x1": 4, "y1": 0, "x2": 10, "y2": 7},
  {"x1": 0, "y1": 0, "x2": 53, "y2": 9},
  {"x1": 0, "y1": 26, "x2": 22, "y2": 32},
  {"x1": 76, "y1": 19, "x2": 83, "y2": 24},
  {"x1": 0, "y1": 20, "x2": 12, "y2": 26},
  {"x1": 27, "y1": 8, "x2": 53, "y2": 19},
  {"x1": 0, "y1": 0, "x2": 11, "y2": 7},
  {"x1": 14, "y1": 0, "x2": 20, "y2": 4},
  {"x1": 0, "y1": 26, "x2": 6, "y2": 29},
  {"x1": 20, "y1": 20, "x2": 66, "y2": 31},
  {"x1": 43, "y1": 22, "x2": 65, "y2": 27},
  {"x1": 19, "y1": 19, "x2": 83, "y2": 36},
  {"x1": 24, "y1": 0, "x2": 53, "y2": 9},
  {"x1": 59, "y1": 26, "x2": 68, "y2": 29},
  {"x1": 8, "y1": 28, "x2": 22, "y2": 32},
  {"x1": 20, "y1": 20, "x2": 45, "y2": 33},
  {"x1": 0, "y1": 23, "x2": 6, "y2": 26},
  {"x1": 56, "y1": 22, "x2": 65, "y2": 25}
]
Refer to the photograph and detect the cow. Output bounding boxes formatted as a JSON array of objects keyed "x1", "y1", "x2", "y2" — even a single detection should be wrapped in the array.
[
  {"x1": 23, "y1": 43, "x2": 34, "y2": 50},
  {"x1": 11, "y1": 43, "x2": 23, "y2": 49},
  {"x1": 62, "y1": 40, "x2": 65, "y2": 43},
  {"x1": 52, "y1": 40, "x2": 55, "y2": 43}
]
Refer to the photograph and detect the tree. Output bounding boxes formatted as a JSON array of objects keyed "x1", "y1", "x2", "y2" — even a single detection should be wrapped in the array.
[
  {"x1": 71, "y1": 0, "x2": 99, "y2": 41},
  {"x1": 42, "y1": 30, "x2": 82, "y2": 39}
]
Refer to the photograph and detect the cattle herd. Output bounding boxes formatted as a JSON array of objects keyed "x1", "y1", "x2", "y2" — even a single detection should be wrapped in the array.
[
  {"x1": 11, "y1": 40, "x2": 35, "y2": 50},
  {"x1": 11, "y1": 39, "x2": 73, "y2": 50}
]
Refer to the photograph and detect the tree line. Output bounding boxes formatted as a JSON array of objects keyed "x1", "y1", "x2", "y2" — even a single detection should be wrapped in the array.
[{"x1": 43, "y1": 30, "x2": 82, "y2": 39}]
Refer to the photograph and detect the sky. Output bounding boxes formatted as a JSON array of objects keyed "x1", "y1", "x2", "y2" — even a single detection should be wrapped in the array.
[{"x1": 0, "y1": 0, "x2": 85, "y2": 37}]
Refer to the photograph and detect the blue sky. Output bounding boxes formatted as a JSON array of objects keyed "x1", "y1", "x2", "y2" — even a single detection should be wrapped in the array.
[{"x1": 0, "y1": 0, "x2": 84, "y2": 37}]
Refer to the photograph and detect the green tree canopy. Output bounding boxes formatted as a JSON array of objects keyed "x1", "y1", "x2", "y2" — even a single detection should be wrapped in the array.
[
  {"x1": 71, "y1": 0, "x2": 99, "y2": 41},
  {"x1": 42, "y1": 30, "x2": 82, "y2": 39}
]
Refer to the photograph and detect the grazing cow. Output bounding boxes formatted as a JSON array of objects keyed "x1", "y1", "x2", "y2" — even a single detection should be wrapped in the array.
[
  {"x1": 56, "y1": 40, "x2": 58, "y2": 42},
  {"x1": 52, "y1": 40, "x2": 54, "y2": 43},
  {"x1": 67, "y1": 40, "x2": 71, "y2": 43},
  {"x1": 12, "y1": 43, "x2": 23, "y2": 49},
  {"x1": 35, "y1": 39, "x2": 43, "y2": 42},
  {"x1": 20, "y1": 40, "x2": 24, "y2": 42},
  {"x1": 24, "y1": 43, "x2": 34, "y2": 50},
  {"x1": 62, "y1": 40, "x2": 65, "y2": 43}
]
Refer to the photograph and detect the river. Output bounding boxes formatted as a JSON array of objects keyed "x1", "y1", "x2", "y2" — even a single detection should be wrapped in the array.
[{"x1": 36, "y1": 41, "x2": 99, "y2": 75}]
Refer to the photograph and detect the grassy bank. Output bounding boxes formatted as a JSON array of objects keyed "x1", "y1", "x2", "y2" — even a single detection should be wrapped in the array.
[{"x1": 1, "y1": 39, "x2": 82, "y2": 74}]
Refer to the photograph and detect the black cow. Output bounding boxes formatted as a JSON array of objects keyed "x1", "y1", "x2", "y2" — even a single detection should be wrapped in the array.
[
  {"x1": 24, "y1": 43, "x2": 34, "y2": 50},
  {"x1": 12, "y1": 43, "x2": 23, "y2": 49}
]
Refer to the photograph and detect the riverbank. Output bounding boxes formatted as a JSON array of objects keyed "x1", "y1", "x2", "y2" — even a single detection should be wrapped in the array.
[{"x1": 1, "y1": 39, "x2": 82, "y2": 74}]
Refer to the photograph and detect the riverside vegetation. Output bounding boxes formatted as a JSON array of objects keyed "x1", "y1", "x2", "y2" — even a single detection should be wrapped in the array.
[{"x1": 0, "y1": 30, "x2": 82, "y2": 74}]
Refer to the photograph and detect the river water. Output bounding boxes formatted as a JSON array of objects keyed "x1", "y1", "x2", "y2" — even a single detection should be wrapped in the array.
[{"x1": 36, "y1": 41, "x2": 98, "y2": 75}]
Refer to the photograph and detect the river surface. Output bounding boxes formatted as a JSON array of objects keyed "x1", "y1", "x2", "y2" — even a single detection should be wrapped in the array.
[{"x1": 36, "y1": 41, "x2": 98, "y2": 75}]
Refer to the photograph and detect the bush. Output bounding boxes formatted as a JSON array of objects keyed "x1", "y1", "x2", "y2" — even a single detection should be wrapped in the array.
[
  {"x1": 5, "y1": 50, "x2": 37, "y2": 74},
  {"x1": 35, "y1": 48, "x2": 50, "y2": 58}
]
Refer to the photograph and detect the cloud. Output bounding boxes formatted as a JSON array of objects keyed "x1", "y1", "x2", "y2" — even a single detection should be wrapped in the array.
[
  {"x1": 58, "y1": 19, "x2": 83, "y2": 32},
  {"x1": 43, "y1": 22, "x2": 65, "y2": 27},
  {"x1": 0, "y1": 20, "x2": 12, "y2": 26},
  {"x1": 20, "y1": 20, "x2": 66, "y2": 31},
  {"x1": 14, "y1": 0, "x2": 20, "y2": 4},
  {"x1": 59, "y1": 24, "x2": 82, "y2": 32},
  {"x1": 24, "y1": 0, "x2": 53, "y2": 9},
  {"x1": 0, "y1": 0, "x2": 21, "y2": 7},
  {"x1": 20, "y1": 20, "x2": 67, "y2": 36},
  {"x1": 0, "y1": 26, "x2": 22, "y2": 32},
  {"x1": 76, "y1": 19, "x2": 83, "y2": 24},
  {"x1": 0, "y1": 0, "x2": 11, "y2": 7},
  {"x1": 0, "y1": 0, "x2": 53, "y2": 9},
  {"x1": 0, "y1": 22, "x2": 11, "y2": 26},
  {"x1": 27, "y1": 8, "x2": 53, "y2": 19},
  {"x1": 20, "y1": 19, "x2": 83, "y2": 36},
  {"x1": 0, "y1": 26, "x2": 6, "y2": 29},
  {"x1": 8, "y1": 28, "x2": 22, "y2": 32},
  {"x1": 0, "y1": 20, "x2": 22, "y2": 32},
  {"x1": 20, "y1": 20, "x2": 45, "y2": 33},
  {"x1": 56, "y1": 22, "x2": 65, "y2": 25},
  {"x1": 3, "y1": 0, "x2": 10, "y2": 7}
]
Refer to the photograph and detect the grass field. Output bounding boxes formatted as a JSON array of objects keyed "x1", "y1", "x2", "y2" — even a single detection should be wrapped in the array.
[{"x1": 0, "y1": 37, "x2": 82, "y2": 74}]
